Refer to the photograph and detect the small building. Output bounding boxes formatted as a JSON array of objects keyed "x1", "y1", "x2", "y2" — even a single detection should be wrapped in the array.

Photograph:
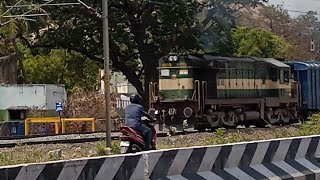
[
  {"x1": 99, "y1": 69, "x2": 137, "y2": 95},
  {"x1": 99, "y1": 69, "x2": 136, "y2": 110},
  {"x1": 0, "y1": 84, "x2": 67, "y2": 122}
]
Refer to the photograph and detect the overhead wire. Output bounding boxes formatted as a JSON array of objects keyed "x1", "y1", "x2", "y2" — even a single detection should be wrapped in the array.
[{"x1": 0, "y1": 0, "x2": 54, "y2": 26}]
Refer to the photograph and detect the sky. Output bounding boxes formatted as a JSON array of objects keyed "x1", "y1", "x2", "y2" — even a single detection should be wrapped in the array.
[{"x1": 267, "y1": 0, "x2": 320, "y2": 17}]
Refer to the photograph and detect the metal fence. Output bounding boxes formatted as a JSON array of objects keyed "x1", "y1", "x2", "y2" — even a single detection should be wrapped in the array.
[{"x1": 24, "y1": 117, "x2": 96, "y2": 135}]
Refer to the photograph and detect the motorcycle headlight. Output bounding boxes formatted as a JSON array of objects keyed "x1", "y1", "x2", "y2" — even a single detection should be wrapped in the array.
[{"x1": 148, "y1": 108, "x2": 156, "y2": 116}]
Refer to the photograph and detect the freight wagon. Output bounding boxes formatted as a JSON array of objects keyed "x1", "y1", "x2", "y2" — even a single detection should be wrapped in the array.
[
  {"x1": 148, "y1": 53, "x2": 314, "y2": 132},
  {"x1": 287, "y1": 61, "x2": 320, "y2": 119}
]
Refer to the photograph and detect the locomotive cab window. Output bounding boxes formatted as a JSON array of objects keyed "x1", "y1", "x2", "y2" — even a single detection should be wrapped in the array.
[
  {"x1": 270, "y1": 68, "x2": 278, "y2": 81},
  {"x1": 160, "y1": 69, "x2": 170, "y2": 77},
  {"x1": 280, "y1": 70, "x2": 290, "y2": 84}
]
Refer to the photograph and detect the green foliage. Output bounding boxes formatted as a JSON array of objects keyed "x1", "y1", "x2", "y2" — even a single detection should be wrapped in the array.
[
  {"x1": 48, "y1": 152, "x2": 61, "y2": 161},
  {"x1": 232, "y1": 26, "x2": 294, "y2": 58},
  {"x1": 28, "y1": 0, "x2": 202, "y2": 96},
  {"x1": 215, "y1": 128, "x2": 226, "y2": 137},
  {"x1": 20, "y1": 46, "x2": 101, "y2": 91},
  {"x1": 96, "y1": 141, "x2": 108, "y2": 156},
  {"x1": 214, "y1": 128, "x2": 227, "y2": 144},
  {"x1": 111, "y1": 141, "x2": 121, "y2": 154},
  {"x1": 1, "y1": 0, "x2": 268, "y2": 96},
  {"x1": 96, "y1": 140, "x2": 120, "y2": 155},
  {"x1": 0, "y1": 1, "x2": 48, "y2": 55},
  {"x1": 0, "y1": 22, "x2": 16, "y2": 56},
  {"x1": 27, "y1": 0, "x2": 265, "y2": 97},
  {"x1": 197, "y1": 0, "x2": 265, "y2": 55},
  {"x1": 299, "y1": 114, "x2": 320, "y2": 136}
]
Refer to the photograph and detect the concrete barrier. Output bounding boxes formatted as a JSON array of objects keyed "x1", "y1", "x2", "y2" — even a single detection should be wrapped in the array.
[
  {"x1": 145, "y1": 135, "x2": 320, "y2": 180},
  {"x1": 1, "y1": 135, "x2": 320, "y2": 180},
  {"x1": 0, "y1": 153, "x2": 145, "y2": 180}
]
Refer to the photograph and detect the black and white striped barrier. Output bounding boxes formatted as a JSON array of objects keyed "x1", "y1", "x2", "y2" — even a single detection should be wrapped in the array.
[
  {"x1": 1, "y1": 135, "x2": 320, "y2": 180},
  {"x1": 0, "y1": 153, "x2": 145, "y2": 180},
  {"x1": 146, "y1": 135, "x2": 320, "y2": 179}
]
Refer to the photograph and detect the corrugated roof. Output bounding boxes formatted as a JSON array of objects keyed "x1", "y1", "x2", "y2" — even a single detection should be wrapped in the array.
[{"x1": 262, "y1": 58, "x2": 290, "y2": 68}]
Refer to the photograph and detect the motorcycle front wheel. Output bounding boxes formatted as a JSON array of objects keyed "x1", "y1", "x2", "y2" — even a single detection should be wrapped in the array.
[{"x1": 121, "y1": 142, "x2": 144, "y2": 154}]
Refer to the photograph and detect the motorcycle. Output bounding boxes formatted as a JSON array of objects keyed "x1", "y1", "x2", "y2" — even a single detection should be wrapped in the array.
[{"x1": 120, "y1": 118, "x2": 157, "y2": 154}]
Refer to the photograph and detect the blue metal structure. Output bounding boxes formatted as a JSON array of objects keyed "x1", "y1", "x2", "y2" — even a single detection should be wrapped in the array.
[
  {"x1": 293, "y1": 61, "x2": 320, "y2": 110},
  {"x1": 56, "y1": 102, "x2": 63, "y2": 113}
]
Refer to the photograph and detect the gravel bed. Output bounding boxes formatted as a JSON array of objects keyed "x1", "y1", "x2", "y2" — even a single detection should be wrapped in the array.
[
  {"x1": 0, "y1": 132, "x2": 120, "y2": 145},
  {"x1": 0, "y1": 124, "x2": 301, "y2": 146}
]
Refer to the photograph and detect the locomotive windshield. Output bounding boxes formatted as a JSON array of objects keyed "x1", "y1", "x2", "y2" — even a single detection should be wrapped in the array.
[{"x1": 280, "y1": 70, "x2": 290, "y2": 84}]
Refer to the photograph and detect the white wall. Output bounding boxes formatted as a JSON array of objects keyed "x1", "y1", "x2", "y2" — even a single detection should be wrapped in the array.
[
  {"x1": 45, "y1": 84, "x2": 67, "y2": 109},
  {"x1": 0, "y1": 84, "x2": 67, "y2": 110},
  {"x1": 99, "y1": 69, "x2": 137, "y2": 94},
  {"x1": 116, "y1": 83, "x2": 137, "y2": 94}
]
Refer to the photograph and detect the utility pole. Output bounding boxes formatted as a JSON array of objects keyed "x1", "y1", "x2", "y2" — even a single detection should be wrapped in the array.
[{"x1": 102, "y1": 0, "x2": 112, "y2": 148}]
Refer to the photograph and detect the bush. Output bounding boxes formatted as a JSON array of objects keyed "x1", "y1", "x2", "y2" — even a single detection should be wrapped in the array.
[
  {"x1": 96, "y1": 140, "x2": 120, "y2": 156},
  {"x1": 299, "y1": 113, "x2": 320, "y2": 136}
]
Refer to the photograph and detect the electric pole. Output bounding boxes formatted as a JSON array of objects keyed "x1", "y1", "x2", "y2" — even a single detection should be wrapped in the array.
[{"x1": 102, "y1": 0, "x2": 112, "y2": 148}]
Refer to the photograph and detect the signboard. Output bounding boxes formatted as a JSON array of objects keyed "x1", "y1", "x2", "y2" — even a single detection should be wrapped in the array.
[
  {"x1": 56, "y1": 102, "x2": 63, "y2": 113},
  {"x1": 160, "y1": 69, "x2": 170, "y2": 77},
  {"x1": 179, "y1": 69, "x2": 188, "y2": 75}
]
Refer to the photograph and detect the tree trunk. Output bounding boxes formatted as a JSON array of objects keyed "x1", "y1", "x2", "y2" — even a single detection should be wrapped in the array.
[
  {"x1": 131, "y1": 23, "x2": 158, "y2": 109},
  {"x1": 11, "y1": 38, "x2": 26, "y2": 83},
  {"x1": 0, "y1": 54, "x2": 18, "y2": 84}
]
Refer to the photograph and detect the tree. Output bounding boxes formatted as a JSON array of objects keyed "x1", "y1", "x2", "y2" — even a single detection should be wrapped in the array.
[
  {"x1": 19, "y1": 0, "x2": 265, "y2": 106},
  {"x1": 0, "y1": 0, "x2": 49, "y2": 83},
  {"x1": 197, "y1": 0, "x2": 266, "y2": 55},
  {"x1": 232, "y1": 26, "x2": 294, "y2": 58},
  {"x1": 292, "y1": 11, "x2": 320, "y2": 60},
  {"x1": 235, "y1": 4, "x2": 320, "y2": 60},
  {"x1": 26, "y1": 0, "x2": 200, "y2": 106},
  {"x1": 20, "y1": 46, "x2": 101, "y2": 91}
]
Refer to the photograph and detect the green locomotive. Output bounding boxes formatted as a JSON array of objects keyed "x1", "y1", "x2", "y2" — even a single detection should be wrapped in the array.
[{"x1": 149, "y1": 53, "x2": 300, "y2": 132}]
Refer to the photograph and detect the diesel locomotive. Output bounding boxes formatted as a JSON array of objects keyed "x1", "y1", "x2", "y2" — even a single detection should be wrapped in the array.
[{"x1": 148, "y1": 53, "x2": 318, "y2": 132}]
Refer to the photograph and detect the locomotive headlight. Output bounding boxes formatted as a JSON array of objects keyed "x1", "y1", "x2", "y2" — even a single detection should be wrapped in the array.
[
  {"x1": 155, "y1": 110, "x2": 159, "y2": 115},
  {"x1": 168, "y1": 55, "x2": 178, "y2": 61},
  {"x1": 183, "y1": 107, "x2": 193, "y2": 118},
  {"x1": 171, "y1": 74, "x2": 177, "y2": 79}
]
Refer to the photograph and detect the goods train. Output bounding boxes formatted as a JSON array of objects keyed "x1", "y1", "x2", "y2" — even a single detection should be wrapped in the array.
[{"x1": 147, "y1": 53, "x2": 320, "y2": 132}]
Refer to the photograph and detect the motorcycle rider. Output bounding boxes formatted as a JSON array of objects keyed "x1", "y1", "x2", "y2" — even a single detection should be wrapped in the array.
[{"x1": 125, "y1": 93, "x2": 154, "y2": 150}]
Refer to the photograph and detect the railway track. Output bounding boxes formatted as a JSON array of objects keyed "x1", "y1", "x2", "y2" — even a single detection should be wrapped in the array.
[
  {"x1": 0, "y1": 132, "x2": 118, "y2": 148},
  {"x1": 0, "y1": 123, "x2": 301, "y2": 148},
  {"x1": 0, "y1": 130, "x2": 175, "y2": 148}
]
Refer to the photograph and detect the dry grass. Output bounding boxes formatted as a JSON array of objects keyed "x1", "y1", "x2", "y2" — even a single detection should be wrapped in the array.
[
  {"x1": 0, "y1": 125, "x2": 302, "y2": 167},
  {"x1": 157, "y1": 126, "x2": 300, "y2": 149}
]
